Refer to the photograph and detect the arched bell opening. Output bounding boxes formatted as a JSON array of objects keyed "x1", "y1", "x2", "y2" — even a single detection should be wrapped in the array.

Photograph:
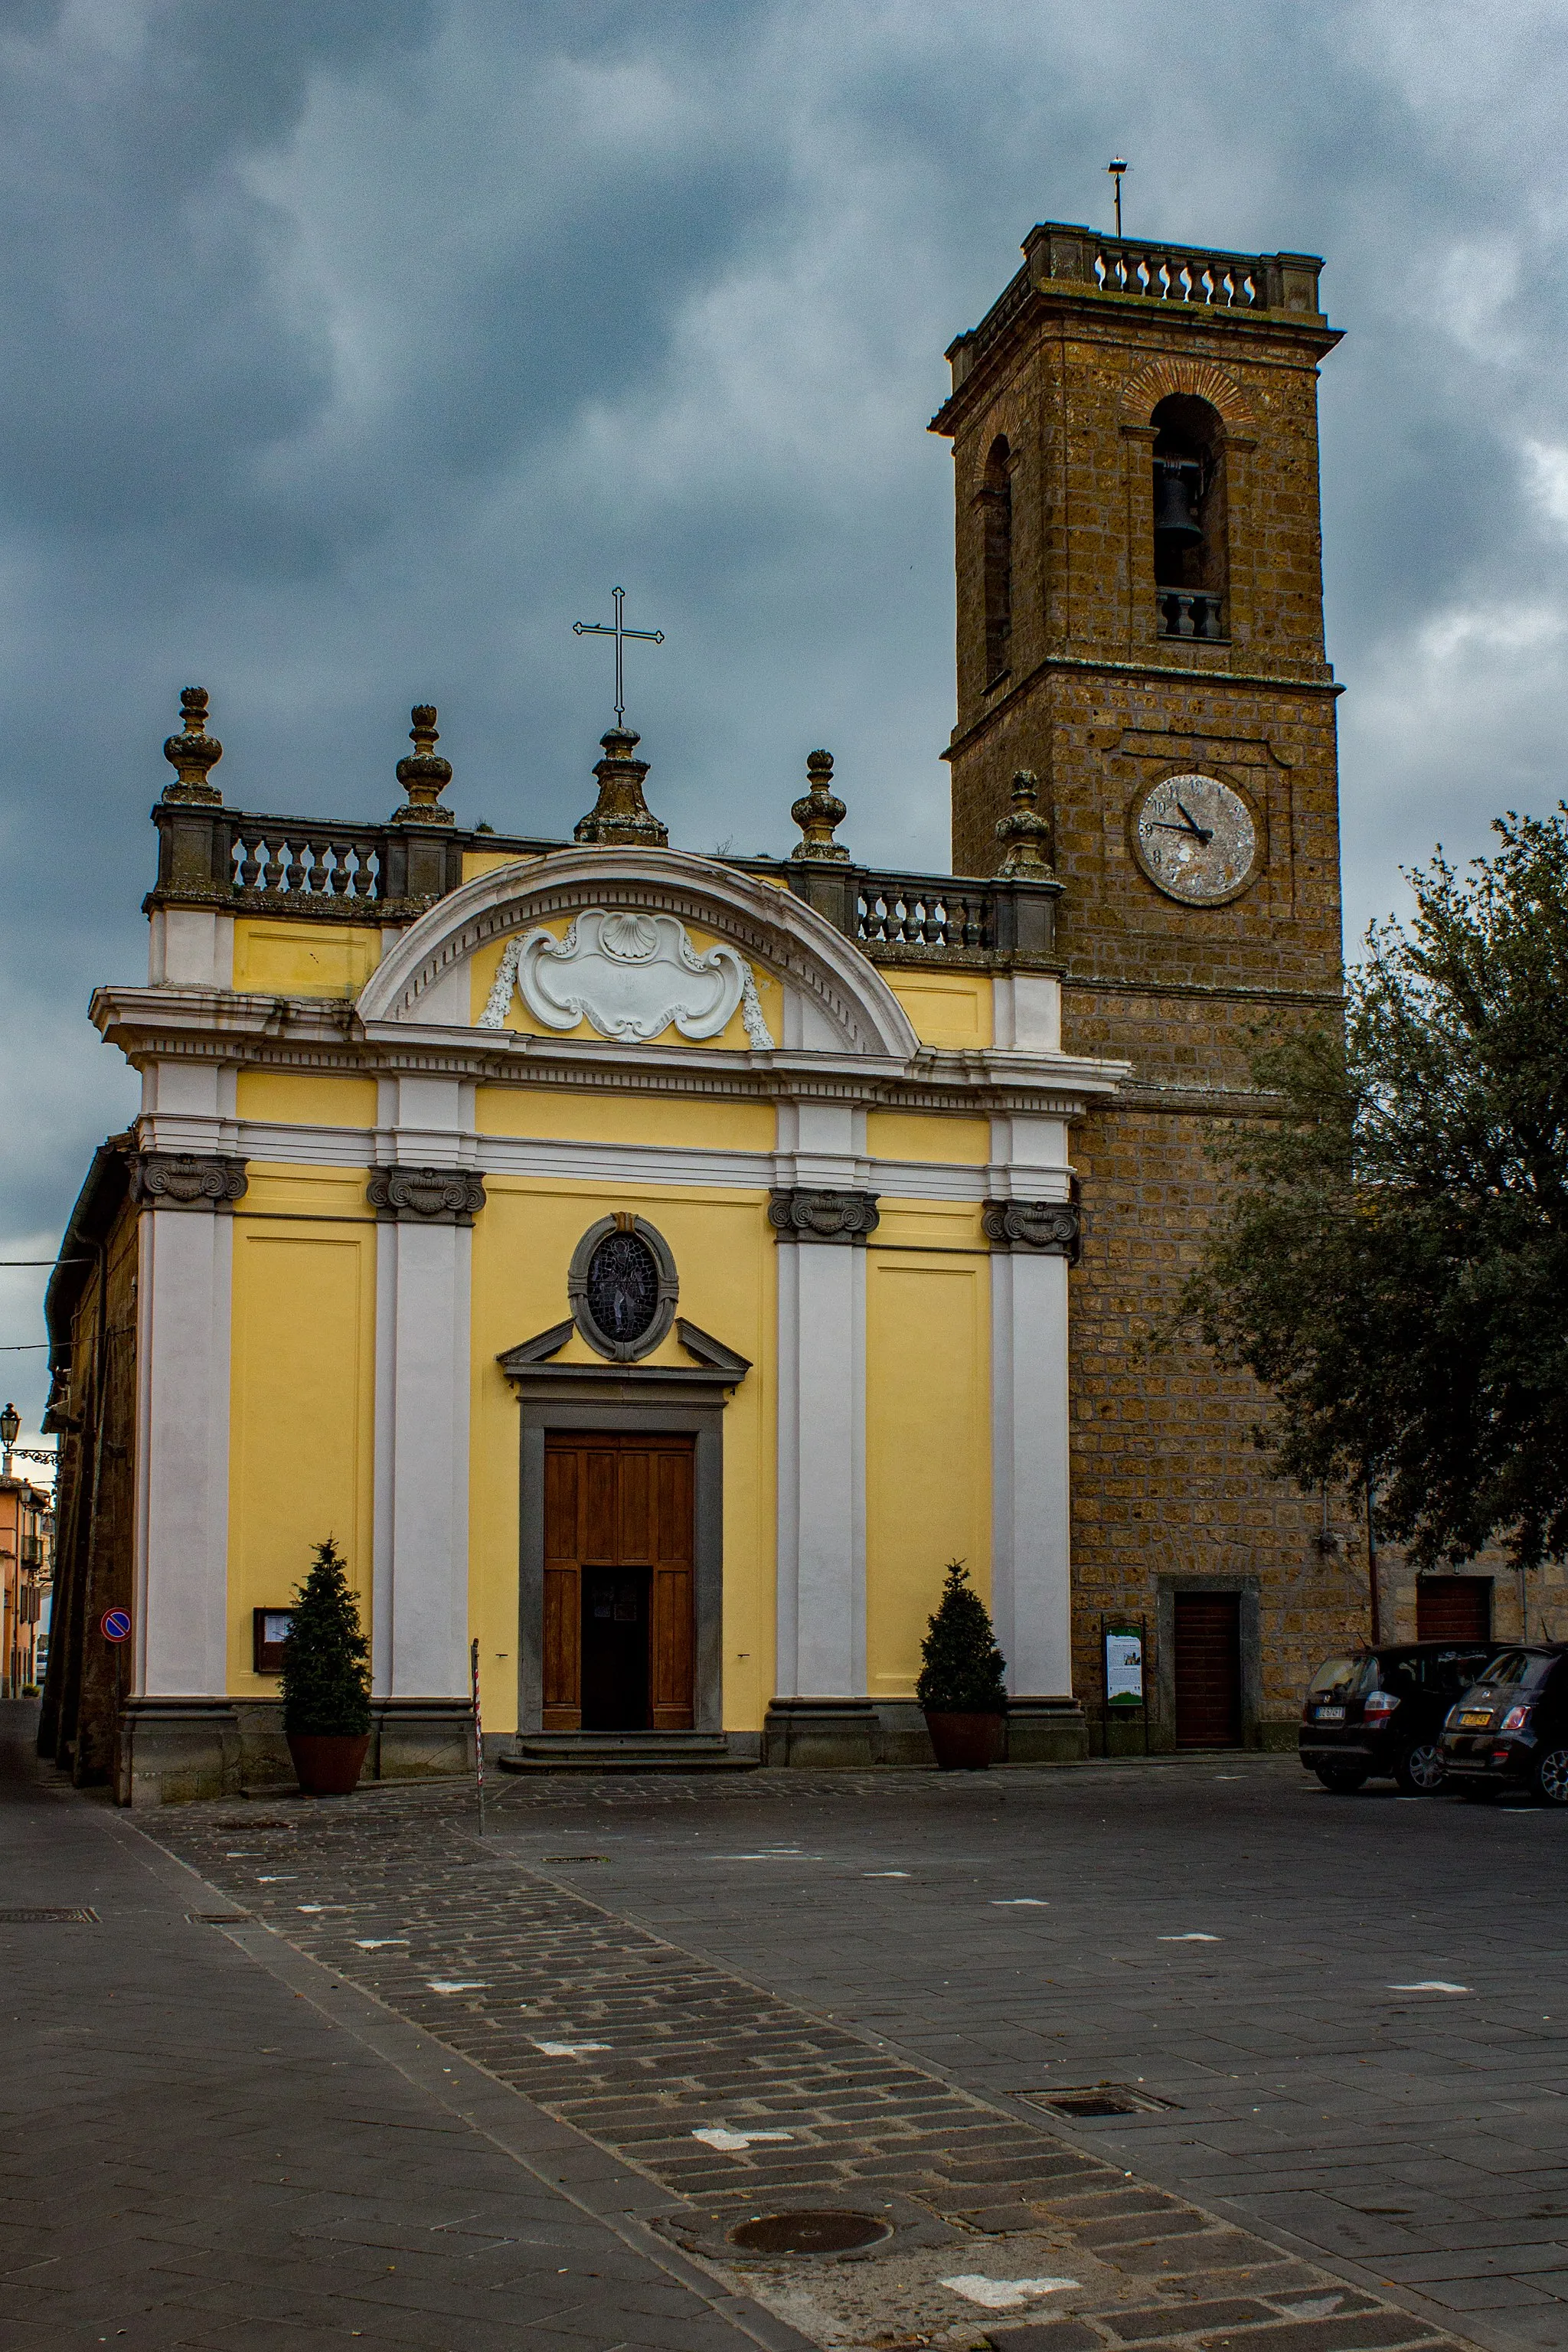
[
  {"x1": 979, "y1": 434, "x2": 1014, "y2": 685},
  {"x1": 1151, "y1": 394, "x2": 1228, "y2": 642}
]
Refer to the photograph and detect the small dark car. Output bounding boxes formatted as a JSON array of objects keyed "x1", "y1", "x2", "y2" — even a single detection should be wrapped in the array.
[
  {"x1": 1299, "y1": 1643, "x2": 1496, "y2": 1795},
  {"x1": 1439, "y1": 1645, "x2": 1568, "y2": 1805}
]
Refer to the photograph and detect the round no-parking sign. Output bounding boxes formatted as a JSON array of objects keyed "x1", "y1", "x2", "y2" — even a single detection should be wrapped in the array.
[{"x1": 100, "y1": 1608, "x2": 131, "y2": 1643}]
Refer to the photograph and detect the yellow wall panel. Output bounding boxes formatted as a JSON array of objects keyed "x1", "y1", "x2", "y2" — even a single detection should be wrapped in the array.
[
  {"x1": 234, "y1": 920, "x2": 381, "y2": 998},
  {"x1": 466, "y1": 1179, "x2": 775, "y2": 1734},
  {"x1": 867, "y1": 1111, "x2": 990, "y2": 1166},
  {"x1": 884, "y1": 972, "x2": 993, "y2": 1047},
  {"x1": 865, "y1": 1253, "x2": 990, "y2": 1697},
  {"x1": 237, "y1": 1071, "x2": 379, "y2": 1129},
  {"x1": 227, "y1": 1223, "x2": 377, "y2": 1693},
  {"x1": 476, "y1": 1085, "x2": 773, "y2": 1152},
  {"x1": 240, "y1": 1166, "x2": 375, "y2": 1220},
  {"x1": 462, "y1": 849, "x2": 545, "y2": 884},
  {"x1": 468, "y1": 922, "x2": 782, "y2": 1051}
]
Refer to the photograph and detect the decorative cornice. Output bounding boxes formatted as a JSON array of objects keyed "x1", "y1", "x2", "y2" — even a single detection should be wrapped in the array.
[
  {"x1": 129, "y1": 1151, "x2": 247, "y2": 1210},
  {"x1": 366, "y1": 1165, "x2": 486, "y2": 1224},
  {"x1": 982, "y1": 1197, "x2": 1081, "y2": 1258},
  {"x1": 768, "y1": 1187, "x2": 880, "y2": 1245}
]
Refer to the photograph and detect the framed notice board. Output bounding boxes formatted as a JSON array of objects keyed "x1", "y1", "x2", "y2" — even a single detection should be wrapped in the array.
[{"x1": 1101, "y1": 1615, "x2": 1148, "y2": 1754}]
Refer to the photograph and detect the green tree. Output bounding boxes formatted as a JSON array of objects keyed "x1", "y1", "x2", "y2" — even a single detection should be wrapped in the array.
[
  {"x1": 1182, "y1": 807, "x2": 1568, "y2": 1574},
  {"x1": 916, "y1": 1560, "x2": 1008, "y2": 1711},
  {"x1": 282, "y1": 1537, "x2": 371, "y2": 1736}
]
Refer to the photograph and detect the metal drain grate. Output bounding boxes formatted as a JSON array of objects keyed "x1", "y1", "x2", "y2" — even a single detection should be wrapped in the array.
[
  {"x1": 730, "y1": 2210, "x2": 891, "y2": 2256},
  {"x1": 1021, "y1": 2082, "x2": 1179, "y2": 2119},
  {"x1": 541, "y1": 1854, "x2": 609, "y2": 1864},
  {"x1": 0, "y1": 1906, "x2": 99, "y2": 1924}
]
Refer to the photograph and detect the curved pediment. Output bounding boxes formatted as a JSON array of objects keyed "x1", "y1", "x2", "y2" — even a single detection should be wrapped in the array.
[{"x1": 355, "y1": 848, "x2": 920, "y2": 1060}]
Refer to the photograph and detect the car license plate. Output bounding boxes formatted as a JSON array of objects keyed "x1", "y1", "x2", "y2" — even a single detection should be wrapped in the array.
[
  {"x1": 1315, "y1": 1706, "x2": 1345, "y2": 1721},
  {"x1": 1459, "y1": 1710, "x2": 1492, "y2": 1728}
]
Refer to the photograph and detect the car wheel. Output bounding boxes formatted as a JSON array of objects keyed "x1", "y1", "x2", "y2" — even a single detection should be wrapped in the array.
[
  {"x1": 1315, "y1": 1764, "x2": 1368, "y2": 1794},
  {"x1": 1532, "y1": 1747, "x2": 1568, "y2": 1807},
  {"x1": 1394, "y1": 1743, "x2": 1446, "y2": 1795}
]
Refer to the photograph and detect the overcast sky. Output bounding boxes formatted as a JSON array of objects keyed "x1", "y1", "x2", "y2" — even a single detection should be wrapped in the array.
[{"x1": 2, "y1": 0, "x2": 1566, "y2": 1410}]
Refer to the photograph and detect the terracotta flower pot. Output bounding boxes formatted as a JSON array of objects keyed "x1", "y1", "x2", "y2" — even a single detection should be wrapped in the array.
[
  {"x1": 923, "y1": 1710, "x2": 1004, "y2": 1770},
  {"x1": 286, "y1": 1731, "x2": 371, "y2": 1797}
]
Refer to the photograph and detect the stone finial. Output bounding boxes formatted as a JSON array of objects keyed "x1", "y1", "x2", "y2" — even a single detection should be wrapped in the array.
[
  {"x1": 573, "y1": 727, "x2": 669, "y2": 849},
  {"x1": 390, "y1": 704, "x2": 455, "y2": 825},
  {"x1": 162, "y1": 687, "x2": 224, "y2": 805},
  {"x1": 995, "y1": 769, "x2": 1053, "y2": 874},
  {"x1": 790, "y1": 749, "x2": 849, "y2": 863}
]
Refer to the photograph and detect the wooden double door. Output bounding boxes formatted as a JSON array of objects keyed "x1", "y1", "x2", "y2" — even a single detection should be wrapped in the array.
[{"x1": 542, "y1": 1432, "x2": 695, "y2": 1731}]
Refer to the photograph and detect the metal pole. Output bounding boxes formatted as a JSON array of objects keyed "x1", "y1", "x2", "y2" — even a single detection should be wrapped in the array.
[
  {"x1": 1366, "y1": 1478, "x2": 1381, "y2": 1645},
  {"x1": 470, "y1": 1636, "x2": 485, "y2": 1836}
]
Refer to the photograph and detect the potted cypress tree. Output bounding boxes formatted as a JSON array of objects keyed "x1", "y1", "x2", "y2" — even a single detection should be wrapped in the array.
[
  {"x1": 282, "y1": 1537, "x2": 372, "y2": 1797},
  {"x1": 916, "y1": 1560, "x2": 1008, "y2": 1769}
]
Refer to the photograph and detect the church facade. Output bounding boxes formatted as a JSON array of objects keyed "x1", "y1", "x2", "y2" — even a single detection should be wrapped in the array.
[{"x1": 41, "y1": 220, "x2": 1378, "y2": 1805}]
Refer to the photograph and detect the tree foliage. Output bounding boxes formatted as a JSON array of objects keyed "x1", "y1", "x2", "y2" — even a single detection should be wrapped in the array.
[
  {"x1": 1182, "y1": 807, "x2": 1568, "y2": 1573},
  {"x1": 916, "y1": 1560, "x2": 1008, "y2": 1712},
  {"x1": 282, "y1": 1536, "x2": 371, "y2": 1736}
]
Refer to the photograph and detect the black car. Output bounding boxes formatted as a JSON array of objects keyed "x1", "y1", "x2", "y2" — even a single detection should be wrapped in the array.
[
  {"x1": 1439, "y1": 1645, "x2": 1568, "y2": 1805},
  {"x1": 1299, "y1": 1642, "x2": 1496, "y2": 1795}
]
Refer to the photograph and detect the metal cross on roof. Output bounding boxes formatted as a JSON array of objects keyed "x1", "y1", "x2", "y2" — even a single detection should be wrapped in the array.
[{"x1": 572, "y1": 586, "x2": 665, "y2": 729}]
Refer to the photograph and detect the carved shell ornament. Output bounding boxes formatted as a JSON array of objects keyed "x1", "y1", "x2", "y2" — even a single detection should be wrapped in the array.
[{"x1": 478, "y1": 908, "x2": 775, "y2": 1047}]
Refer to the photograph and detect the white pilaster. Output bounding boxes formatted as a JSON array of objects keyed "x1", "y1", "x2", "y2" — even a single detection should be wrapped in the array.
[
  {"x1": 989, "y1": 1248, "x2": 1073, "y2": 1697},
  {"x1": 773, "y1": 1101, "x2": 867, "y2": 1698},
  {"x1": 134, "y1": 1204, "x2": 235, "y2": 1697},
  {"x1": 988, "y1": 1109, "x2": 1075, "y2": 1698},
  {"x1": 371, "y1": 1073, "x2": 475, "y2": 1700}
]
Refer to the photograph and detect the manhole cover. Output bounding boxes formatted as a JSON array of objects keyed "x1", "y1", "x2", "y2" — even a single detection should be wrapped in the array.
[
  {"x1": 0, "y1": 1907, "x2": 99, "y2": 1924},
  {"x1": 1023, "y1": 2082, "x2": 1178, "y2": 2119},
  {"x1": 729, "y1": 2210, "x2": 891, "y2": 2256}
]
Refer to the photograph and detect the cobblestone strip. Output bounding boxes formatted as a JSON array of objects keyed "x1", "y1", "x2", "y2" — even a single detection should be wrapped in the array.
[{"x1": 149, "y1": 1788, "x2": 1478, "y2": 2352}]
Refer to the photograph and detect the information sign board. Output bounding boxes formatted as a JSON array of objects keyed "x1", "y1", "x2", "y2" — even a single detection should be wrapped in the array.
[{"x1": 1104, "y1": 1625, "x2": 1144, "y2": 1707}]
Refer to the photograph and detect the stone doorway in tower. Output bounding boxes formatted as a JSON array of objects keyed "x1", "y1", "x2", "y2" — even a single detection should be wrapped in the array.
[
  {"x1": 1173, "y1": 1591, "x2": 1243, "y2": 1747},
  {"x1": 542, "y1": 1433, "x2": 695, "y2": 1732}
]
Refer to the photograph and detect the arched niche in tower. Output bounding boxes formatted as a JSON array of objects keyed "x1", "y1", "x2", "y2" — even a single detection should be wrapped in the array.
[
  {"x1": 979, "y1": 433, "x2": 1014, "y2": 684},
  {"x1": 1151, "y1": 394, "x2": 1229, "y2": 641}
]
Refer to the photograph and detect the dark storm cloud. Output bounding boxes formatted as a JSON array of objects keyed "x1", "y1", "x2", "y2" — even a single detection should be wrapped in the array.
[{"x1": 2, "y1": 0, "x2": 1566, "y2": 1414}]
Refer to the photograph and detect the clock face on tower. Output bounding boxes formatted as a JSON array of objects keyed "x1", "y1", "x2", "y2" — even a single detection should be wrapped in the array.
[{"x1": 1133, "y1": 773, "x2": 1257, "y2": 904}]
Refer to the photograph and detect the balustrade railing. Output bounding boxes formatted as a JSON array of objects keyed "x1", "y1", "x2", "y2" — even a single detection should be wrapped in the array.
[
  {"x1": 1157, "y1": 589, "x2": 1227, "y2": 642},
  {"x1": 858, "y1": 875, "x2": 991, "y2": 952},
  {"x1": 1093, "y1": 243, "x2": 1262, "y2": 309},
  {"x1": 230, "y1": 825, "x2": 384, "y2": 902}
]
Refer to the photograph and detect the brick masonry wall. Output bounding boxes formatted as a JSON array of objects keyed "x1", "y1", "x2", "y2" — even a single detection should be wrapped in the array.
[{"x1": 937, "y1": 262, "x2": 1363, "y2": 1737}]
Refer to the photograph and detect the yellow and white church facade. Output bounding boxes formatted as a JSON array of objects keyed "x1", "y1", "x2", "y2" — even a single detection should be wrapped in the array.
[{"x1": 43, "y1": 698, "x2": 1122, "y2": 1801}]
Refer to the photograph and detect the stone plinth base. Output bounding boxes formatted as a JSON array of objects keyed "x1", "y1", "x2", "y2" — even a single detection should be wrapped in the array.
[
  {"x1": 116, "y1": 1694, "x2": 475, "y2": 1805},
  {"x1": 1004, "y1": 1697, "x2": 1089, "y2": 1765},
  {"x1": 764, "y1": 1698, "x2": 880, "y2": 1768}
]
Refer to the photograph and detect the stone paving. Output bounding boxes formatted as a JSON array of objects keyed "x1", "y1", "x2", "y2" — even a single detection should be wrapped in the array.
[
  {"x1": 130, "y1": 1759, "x2": 1511, "y2": 2352},
  {"x1": 474, "y1": 1756, "x2": 1568, "y2": 2352}
]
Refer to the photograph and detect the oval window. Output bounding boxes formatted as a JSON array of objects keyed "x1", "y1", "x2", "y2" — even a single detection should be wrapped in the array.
[{"x1": 584, "y1": 1230, "x2": 661, "y2": 1345}]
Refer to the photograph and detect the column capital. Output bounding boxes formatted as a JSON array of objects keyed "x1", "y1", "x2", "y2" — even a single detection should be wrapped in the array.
[
  {"x1": 982, "y1": 1198, "x2": 1080, "y2": 1260},
  {"x1": 768, "y1": 1187, "x2": 880, "y2": 1245},
  {"x1": 368, "y1": 1166, "x2": 486, "y2": 1225},
  {"x1": 129, "y1": 1152, "x2": 247, "y2": 1211}
]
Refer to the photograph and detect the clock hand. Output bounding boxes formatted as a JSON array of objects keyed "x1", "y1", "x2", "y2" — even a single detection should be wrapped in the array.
[
  {"x1": 1173, "y1": 797, "x2": 1214, "y2": 844},
  {"x1": 1148, "y1": 821, "x2": 1209, "y2": 836}
]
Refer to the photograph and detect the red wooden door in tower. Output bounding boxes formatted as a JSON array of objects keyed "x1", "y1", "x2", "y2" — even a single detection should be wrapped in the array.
[{"x1": 1173, "y1": 1592, "x2": 1242, "y2": 1747}]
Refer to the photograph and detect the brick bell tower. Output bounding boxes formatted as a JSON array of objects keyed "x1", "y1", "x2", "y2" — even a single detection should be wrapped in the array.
[{"x1": 932, "y1": 224, "x2": 1359, "y2": 1749}]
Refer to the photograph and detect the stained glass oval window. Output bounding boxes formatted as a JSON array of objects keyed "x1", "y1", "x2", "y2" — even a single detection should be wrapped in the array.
[{"x1": 585, "y1": 1230, "x2": 661, "y2": 1344}]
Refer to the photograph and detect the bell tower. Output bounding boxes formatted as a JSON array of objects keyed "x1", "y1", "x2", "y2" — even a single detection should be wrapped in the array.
[{"x1": 933, "y1": 225, "x2": 1358, "y2": 1748}]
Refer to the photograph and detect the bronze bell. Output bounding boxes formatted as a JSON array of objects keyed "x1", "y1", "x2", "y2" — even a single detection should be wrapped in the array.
[{"x1": 1152, "y1": 457, "x2": 1203, "y2": 543}]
